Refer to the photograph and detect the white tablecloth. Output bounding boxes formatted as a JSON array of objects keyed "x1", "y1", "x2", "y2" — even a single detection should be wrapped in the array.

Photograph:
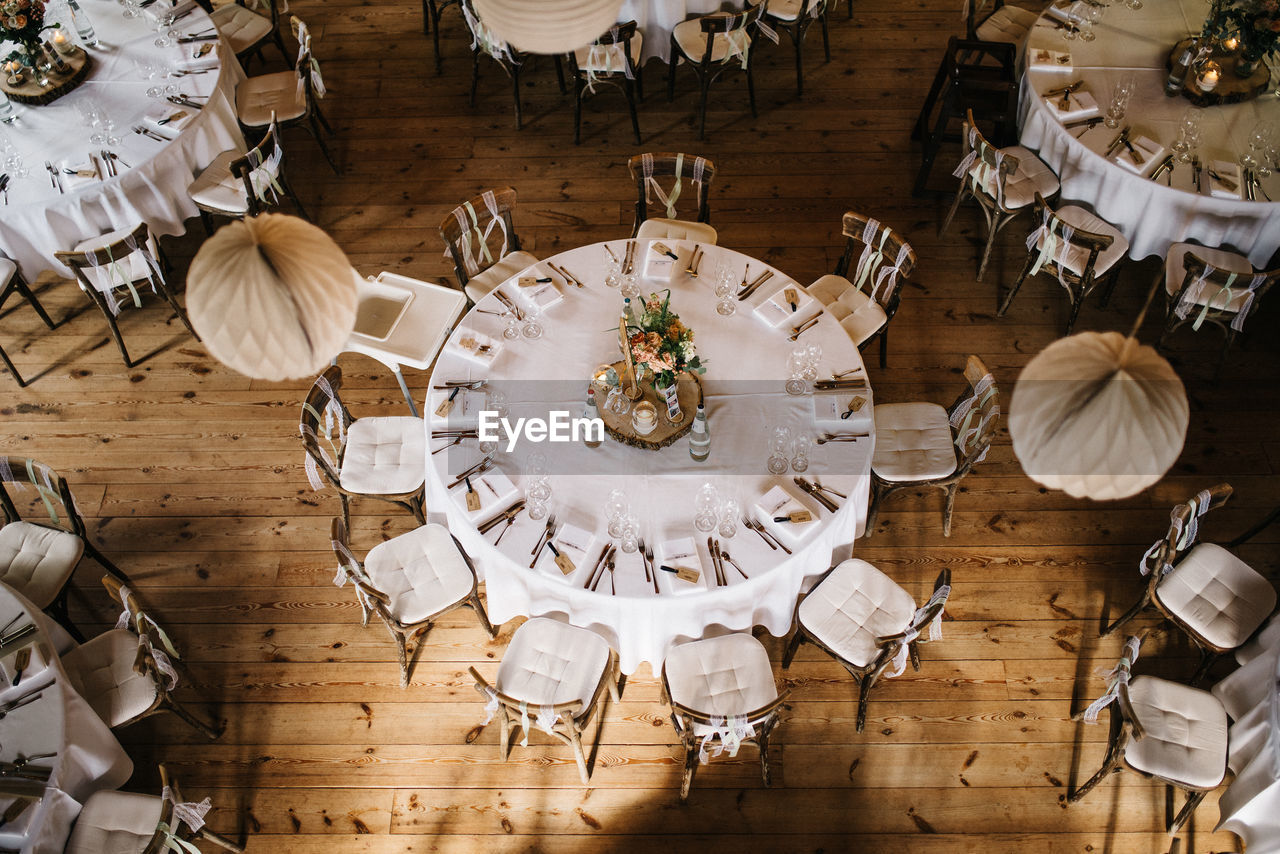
[
  {"x1": 0, "y1": 0, "x2": 246, "y2": 278},
  {"x1": 1019, "y1": 0, "x2": 1280, "y2": 266},
  {"x1": 424, "y1": 240, "x2": 873, "y2": 674},
  {"x1": 616, "y1": 0, "x2": 725, "y2": 63},
  {"x1": 0, "y1": 583, "x2": 133, "y2": 854}
]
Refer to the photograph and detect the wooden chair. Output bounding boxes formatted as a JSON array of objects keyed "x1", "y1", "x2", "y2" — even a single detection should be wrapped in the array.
[
  {"x1": 568, "y1": 21, "x2": 643, "y2": 146},
  {"x1": 864, "y1": 354, "x2": 998, "y2": 538},
  {"x1": 938, "y1": 109, "x2": 1060, "y2": 280},
  {"x1": 235, "y1": 16, "x2": 339, "y2": 173},
  {"x1": 439, "y1": 186, "x2": 539, "y2": 303},
  {"x1": 0, "y1": 256, "x2": 56, "y2": 387},
  {"x1": 806, "y1": 211, "x2": 916, "y2": 368},
  {"x1": 61, "y1": 576, "x2": 224, "y2": 739},
  {"x1": 1069, "y1": 635, "x2": 1228, "y2": 835},
  {"x1": 330, "y1": 517, "x2": 496, "y2": 686},
  {"x1": 750, "y1": 0, "x2": 830, "y2": 96},
  {"x1": 661, "y1": 633, "x2": 789, "y2": 800},
  {"x1": 626, "y1": 152, "x2": 718, "y2": 243},
  {"x1": 299, "y1": 365, "x2": 426, "y2": 533},
  {"x1": 783, "y1": 563, "x2": 951, "y2": 731},
  {"x1": 998, "y1": 192, "x2": 1129, "y2": 335},
  {"x1": 188, "y1": 118, "x2": 309, "y2": 233},
  {"x1": 0, "y1": 456, "x2": 130, "y2": 639},
  {"x1": 468, "y1": 617, "x2": 621, "y2": 785},
  {"x1": 666, "y1": 4, "x2": 767, "y2": 140},
  {"x1": 210, "y1": 0, "x2": 287, "y2": 67},
  {"x1": 1157, "y1": 243, "x2": 1279, "y2": 376},
  {"x1": 966, "y1": 0, "x2": 1039, "y2": 47},
  {"x1": 423, "y1": 0, "x2": 461, "y2": 73},
  {"x1": 1102, "y1": 484, "x2": 1277, "y2": 683},
  {"x1": 65, "y1": 764, "x2": 242, "y2": 853},
  {"x1": 54, "y1": 223, "x2": 199, "y2": 369},
  {"x1": 462, "y1": 0, "x2": 564, "y2": 130}
]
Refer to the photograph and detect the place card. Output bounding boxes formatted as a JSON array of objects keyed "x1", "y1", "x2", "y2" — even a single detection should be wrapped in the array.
[
  {"x1": 461, "y1": 470, "x2": 518, "y2": 523},
  {"x1": 428, "y1": 387, "x2": 480, "y2": 425},
  {"x1": 538, "y1": 522, "x2": 594, "y2": 580},
  {"x1": 517, "y1": 270, "x2": 563, "y2": 310},
  {"x1": 813, "y1": 388, "x2": 872, "y2": 430},
  {"x1": 446, "y1": 330, "x2": 500, "y2": 366},
  {"x1": 144, "y1": 104, "x2": 196, "y2": 139},
  {"x1": 1043, "y1": 89, "x2": 1098, "y2": 123},
  {"x1": 181, "y1": 42, "x2": 220, "y2": 71},
  {"x1": 1029, "y1": 48, "x2": 1072, "y2": 73},
  {"x1": 754, "y1": 485, "x2": 818, "y2": 546},
  {"x1": 657, "y1": 537, "x2": 706, "y2": 595},
  {"x1": 754, "y1": 283, "x2": 815, "y2": 327},
  {"x1": 0, "y1": 638, "x2": 46, "y2": 687},
  {"x1": 59, "y1": 159, "x2": 99, "y2": 189},
  {"x1": 1110, "y1": 134, "x2": 1167, "y2": 177},
  {"x1": 1207, "y1": 160, "x2": 1244, "y2": 199}
]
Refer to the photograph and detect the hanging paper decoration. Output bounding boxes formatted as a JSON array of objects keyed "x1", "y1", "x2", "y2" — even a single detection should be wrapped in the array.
[{"x1": 471, "y1": 0, "x2": 624, "y2": 54}]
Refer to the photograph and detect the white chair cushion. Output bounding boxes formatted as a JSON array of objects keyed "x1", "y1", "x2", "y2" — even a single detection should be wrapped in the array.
[
  {"x1": 673, "y1": 16, "x2": 751, "y2": 64},
  {"x1": 62, "y1": 628, "x2": 160, "y2": 728},
  {"x1": 364, "y1": 524, "x2": 475, "y2": 625},
  {"x1": 975, "y1": 5, "x2": 1037, "y2": 44},
  {"x1": 210, "y1": 3, "x2": 272, "y2": 54},
  {"x1": 1123, "y1": 675, "x2": 1227, "y2": 789},
  {"x1": 64, "y1": 789, "x2": 163, "y2": 854},
  {"x1": 0, "y1": 521, "x2": 83, "y2": 608},
  {"x1": 338, "y1": 416, "x2": 426, "y2": 495},
  {"x1": 70, "y1": 226, "x2": 161, "y2": 296},
  {"x1": 463, "y1": 250, "x2": 539, "y2": 303},
  {"x1": 1155, "y1": 543, "x2": 1276, "y2": 650},
  {"x1": 188, "y1": 150, "x2": 249, "y2": 214},
  {"x1": 872, "y1": 402, "x2": 958, "y2": 482},
  {"x1": 798, "y1": 559, "x2": 916, "y2": 668},
  {"x1": 835, "y1": 286, "x2": 888, "y2": 345},
  {"x1": 496, "y1": 617, "x2": 611, "y2": 712},
  {"x1": 806, "y1": 273, "x2": 850, "y2": 306},
  {"x1": 665, "y1": 633, "x2": 777, "y2": 716},
  {"x1": 1035, "y1": 205, "x2": 1129, "y2": 278},
  {"x1": 574, "y1": 34, "x2": 643, "y2": 72},
  {"x1": 967, "y1": 145, "x2": 1061, "y2": 210},
  {"x1": 752, "y1": 0, "x2": 821, "y2": 21},
  {"x1": 636, "y1": 218, "x2": 718, "y2": 244},
  {"x1": 1164, "y1": 242, "x2": 1256, "y2": 314},
  {"x1": 235, "y1": 69, "x2": 305, "y2": 126}
]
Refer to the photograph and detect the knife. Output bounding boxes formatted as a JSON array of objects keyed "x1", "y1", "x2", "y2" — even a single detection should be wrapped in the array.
[
  {"x1": 795, "y1": 476, "x2": 838, "y2": 512},
  {"x1": 685, "y1": 244, "x2": 702, "y2": 276},
  {"x1": 492, "y1": 289, "x2": 524, "y2": 321},
  {"x1": 1045, "y1": 80, "x2": 1082, "y2": 98},
  {"x1": 789, "y1": 311, "x2": 823, "y2": 340},
  {"x1": 1105, "y1": 127, "x2": 1129, "y2": 158},
  {"x1": 707, "y1": 536, "x2": 724, "y2": 586},
  {"x1": 738, "y1": 269, "x2": 774, "y2": 301},
  {"x1": 1191, "y1": 156, "x2": 1203, "y2": 193}
]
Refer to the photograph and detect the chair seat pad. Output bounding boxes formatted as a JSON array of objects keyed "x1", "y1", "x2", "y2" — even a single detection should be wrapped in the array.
[
  {"x1": 806, "y1": 275, "x2": 889, "y2": 345},
  {"x1": 1034, "y1": 205, "x2": 1129, "y2": 278},
  {"x1": 365, "y1": 524, "x2": 474, "y2": 625},
  {"x1": 798, "y1": 559, "x2": 916, "y2": 668},
  {"x1": 62, "y1": 628, "x2": 160, "y2": 728},
  {"x1": 1155, "y1": 543, "x2": 1276, "y2": 650},
  {"x1": 574, "y1": 34, "x2": 643, "y2": 72},
  {"x1": 188, "y1": 150, "x2": 250, "y2": 214},
  {"x1": 754, "y1": 0, "x2": 820, "y2": 21},
  {"x1": 463, "y1": 250, "x2": 539, "y2": 303},
  {"x1": 967, "y1": 145, "x2": 1060, "y2": 210},
  {"x1": 0, "y1": 521, "x2": 83, "y2": 608},
  {"x1": 338, "y1": 416, "x2": 426, "y2": 496},
  {"x1": 673, "y1": 17, "x2": 751, "y2": 64},
  {"x1": 70, "y1": 225, "x2": 159, "y2": 296},
  {"x1": 666, "y1": 633, "x2": 777, "y2": 717},
  {"x1": 64, "y1": 789, "x2": 163, "y2": 854},
  {"x1": 975, "y1": 5, "x2": 1037, "y2": 44},
  {"x1": 496, "y1": 617, "x2": 610, "y2": 713},
  {"x1": 636, "y1": 218, "x2": 718, "y2": 244},
  {"x1": 210, "y1": 3, "x2": 272, "y2": 54},
  {"x1": 872, "y1": 402, "x2": 958, "y2": 482},
  {"x1": 236, "y1": 70, "x2": 304, "y2": 126},
  {"x1": 1164, "y1": 242, "x2": 1256, "y2": 315},
  {"x1": 1123, "y1": 675, "x2": 1227, "y2": 789}
]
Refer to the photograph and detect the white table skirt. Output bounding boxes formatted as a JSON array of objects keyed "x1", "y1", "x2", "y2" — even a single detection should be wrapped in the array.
[
  {"x1": 1019, "y1": 0, "x2": 1280, "y2": 266},
  {"x1": 616, "y1": 0, "x2": 727, "y2": 63},
  {"x1": 424, "y1": 240, "x2": 873, "y2": 674},
  {"x1": 0, "y1": 0, "x2": 247, "y2": 279},
  {"x1": 0, "y1": 583, "x2": 133, "y2": 854}
]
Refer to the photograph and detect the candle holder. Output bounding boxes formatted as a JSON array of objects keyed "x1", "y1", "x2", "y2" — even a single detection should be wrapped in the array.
[{"x1": 1196, "y1": 59, "x2": 1222, "y2": 92}]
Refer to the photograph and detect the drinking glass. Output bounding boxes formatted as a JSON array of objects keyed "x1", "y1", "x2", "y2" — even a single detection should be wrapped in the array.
[
  {"x1": 154, "y1": 12, "x2": 177, "y2": 47},
  {"x1": 714, "y1": 275, "x2": 736, "y2": 316},
  {"x1": 520, "y1": 301, "x2": 543, "y2": 339},
  {"x1": 527, "y1": 496, "x2": 548, "y2": 521},
  {"x1": 802, "y1": 343, "x2": 822, "y2": 381},
  {"x1": 620, "y1": 269, "x2": 639, "y2": 300},
  {"x1": 785, "y1": 346, "x2": 808, "y2": 396},
  {"x1": 718, "y1": 499, "x2": 739, "y2": 539},
  {"x1": 1104, "y1": 78, "x2": 1132, "y2": 129},
  {"x1": 605, "y1": 386, "x2": 631, "y2": 416},
  {"x1": 767, "y1": 426, "x2": 791, "y2": 474},
  {"x1": 604, "y1": 253, "x2": 621, "y2": 288},
  {"x1": 1079, "y1": 2, "x2": 1103, "y2": 41},
  {"x1": 123, "y1": 0, "x2": 141, "y2": 18},
  {"x1": 606, "y1": 489, "x2": 629, "y2": 538},
  {"x1": 620, "y1": 515, "x2": 639, "y2": 554},
  {"x1": 1124, "y1": 0, "x2": 1142, "y2": 9},
  {"x1": 501, "y1": 306, "x2": 520, "y2": 340},
  {"x1": 1062, "y1": 3, "x2": 1081, "y2": 40},
  {"x1": 0, "y1": 133, "x2": 29, "y2": 178},
  {"x1": 525, "y1": 452, "x2": 551, "y2": 503},
  {"x1": 694, "y1": 482, "x2": 719, "y2": 533},
  {"x1": 1171, "y1": 108, "x2": 1201, "y2": 163},
  {"x1": 791, "y1": 432, "x2": 811, "y2": 473},
  {"x1": 1247, "y1": 121, "x2": 1276, "y2": 177}
]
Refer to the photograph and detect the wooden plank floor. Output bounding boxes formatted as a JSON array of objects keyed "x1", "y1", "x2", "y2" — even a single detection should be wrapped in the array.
[{"x1": 6, "y1": 0, "x2": 1280, "y2": 850}]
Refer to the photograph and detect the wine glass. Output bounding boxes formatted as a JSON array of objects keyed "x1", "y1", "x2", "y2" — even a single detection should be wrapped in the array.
[
  {"x1": 767, "y1": 426, "x2": 792, "y2": 475},
  {"x1": 718, "y1": 498, "x2": 739, "y2": 539},
  {"x1": 154, "y1": 11, "x2": 177, "y2": 47},
  {"x1": 791, "y1": 433, "x2": 811, "y2": 473},
  {"x1": 501, "y1": 306, "x2": 520, "y2": 340},
  {"x1": 785, "y1": 346, "x2": 808, "y2": 396},
  {"x1": 520, "y1": 301, "x2": 543, "y2": 339},
  {"x1": 604, "y1": 252, "x2": 621, "y2": 289},
  {"x1": 714, "y1": 274, "x2": 736, "y2": 316},
  {"x1": 525, "y1": 451, "x2": 551, "y2": 503},
  {"x1": 123, "y1": 0, "x2": 141, "y2": 18},
  {"x1": 694, "y1": 482, "x2": 719, "y2": 533},
  {"x1": 619, "y1": 515, "x2": 639, "y2": 554},
  {"x1": 0, "y1": 133, "x2": 29, "y2": 178},
  {"x1": 606, "y1": 490, "x2": 629, "y2": 538},
  {"x1": 1171, "y1": 108, "x2": 1201, "y2": 163},
  {"x1": 1079, "y1": 2, "x2": 1103, "y2": 41},
  {"x1": 802, "y1": 343, "x2": 822, "y2": 381},
  {"x1": 1062, "y1": 3, "x2": 1081, "y2": 40},
  {"x1": 1124, "y1": 0, "x2": 1142, "y2": 10},
  {"x1": 1247, "y1": 121, "x2": 1276, "y2": 177},
  {"x1": 1104, "y1": 77, "x2": 1132, "y2": 129},
  {"x1": 620, "y1": 269, "x2": 639, "y2": 300}
]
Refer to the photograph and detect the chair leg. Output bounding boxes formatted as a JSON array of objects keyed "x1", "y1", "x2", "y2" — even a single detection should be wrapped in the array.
[
  {"x1": 12, "y1": 274, "x2": 56, "y2": 328},
  {"x1": 393, "y1": 627, "x2": 410, "y2": 687},
  {"x1": 878, "y1": 327, "x2": 888, "y2": 369},
  {"x1": 941, "y1": 482, "x2": 960, "y2": 537},
  {"x1": 0, "y1": 342, "x2": 28, "y2": 388},
  {"x1": 1068, "y1": 750, "x2": 1120, "y2": 803},
  {"x1": 569, "y1": 728, "x2": 591, "y2": 785},
  {"x1": 792, "y1": 27, "x2": 805, "y2": 98},
  {"x1": 510, "y1": 64, "x2": 523, "y2": 130},
  {"x1": 975, "y1": 218, "x2": 1001, "y2": 282},
  {"x1": 156, "y1": 281, "x2": 200, "y2": 342},
  {"x1": 84, "y1": 542, "x2": 131, "y2": 585},
  {"x1": 1100, "y1": 591, "x2": 1149, "y2": 637},
  {"x1": 758, "y1": 728, "x2": 773, "y2": 786},
  {"x1": 1215, "y1": 329, "x2": 1237, "y2": 380},
  {"x1": 87, "y1": 288, "x2": 136, "y2": 368},
  {"x1": 1191, "y1": 649, "x2": 1219, "y2": 686},
  {"x1": 781, "y1": 629, "x2": 804, "y2": 669},
  {"x1": 666, "y1": 44, "x2": 678, "y2": 101},
  {"x1": 553, "y1": 54, "x2": 566, "y2": 95},
  {"x1": 679, "y1": 743, "x2": 698, "y2": 801},
  {"x1": 573, "y1": 77, "x2": 583, "y2": 146},
  {"x1": 820, "y1": 13, "x2": 830, "y2": 61},
  {"x1": 198, "y1": 210, "x2": 215, "y2": 236},
  {"x1": 340, "y1": 494, "x2": 351, "y2": 541},
  {"x1": 746, "y1": 64, "x2": 757, "y2": 118},
  {"x1": 855, "y1": 673, "x2": 872, "y2": 732},
  {"x1": 165, "y1": 694, "x2": 225, "y2": 739},
  {"x1": 470, "y1": 52, "x2": 480, "y2": 106},
  {"x1": 470, "y1": 592, "x2": 497, "y2": 639},
  {"x1": 862, "y1": 481, "x2": 884, "y2": 538},
  {"x1": 306, "y1": 117, "x2": 341, "y2": 174},
  {"x1": 1064, "y1": 291, "x2": 1085, "y2": 336},
  {"x1": 423, "y1": 0, "x2": 431, "y2": 34},
  {"x1": 195, "y1": 829, "x2": 244, "y2": 853},
  {"x1": 498, "y1": 709, "x2": 511, "y2": 760},
  {"x1": 47, "y1": 588, "x2": 85, "y2": 643},
  {"x1": 1169, "y1": 789, "x2": 1207, "y2": 834},
  {"x1": 696, "y1": 73, "x2": 710, "y2": 140},
  {"x1": 625, "y1": 79, "x2": 641, "y2": 145},
  {"x1": 998, "y1": 256, "x2": 1035, "y2": 316},
  {"x1": 938, "y1": 185, "x2": 968, "y2": 238},
  {"x1": 282, "y1": 177, "x2": 310, "y2": 222}
]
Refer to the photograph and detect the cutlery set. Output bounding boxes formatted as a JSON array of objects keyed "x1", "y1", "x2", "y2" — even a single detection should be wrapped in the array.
[
  {"x1": 0, "y1": 174, "x2": 9, "y2": 204},
  {"x1": 478, "y1": 499, "x2": 524, "y2": 544},
  {"x1": 585, "y1": 542, "x2": 616, "y2": 592},
  {"x1": 446, "y1": 456, "x2": 492, "y2": 490},
  {"x1": 742, "y1": 515, "x2": 789, "y2": 553},
  {"x1": 685, "y1": 244, "x2": 704, "y2": 277},
  {"x1": 0, "y1": 691, "x2": 41, "y2": 721},
  {"x1": 622, "y1": 240, "x2": 636, "y2": 275},
  {"x1": 794, "y1": 476, "x2": 844, "y2": 512},
  {"x1": 133, "y1": 125, "x2": 166, "y2": 142},
  {"x1": 816, "y1": 432, "x2": 870, "y2": 444},
  {"x1": 706, "y1": 536, "x2": 746, "y2": 586},
  {"x1": 530, "y1": 514, "x2": 558, "y2": 568},
  {"x1": 493, "y1": 289, "x2": 524, "y2": 321},
  {"x1": 737, "y1": 268, "x2": 773, "y2": 301},
  {"x1": 545, "y1": 261, "x2": 584, "y2": 288},
  {"x1": 789, "y1": 310, "x2": 823, "y2": 340}
]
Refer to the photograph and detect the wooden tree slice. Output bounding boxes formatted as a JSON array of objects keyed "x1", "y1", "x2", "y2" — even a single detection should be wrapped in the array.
[
  {"x1": 599, "y1": 364, "x2": 704, "y2": 450},
  {"x1": 1169, "y1": 39, "x2": 1271, "y2": 106},
  {"x1": 0, "y1": 49, "x2": 92, "y2": 105}
]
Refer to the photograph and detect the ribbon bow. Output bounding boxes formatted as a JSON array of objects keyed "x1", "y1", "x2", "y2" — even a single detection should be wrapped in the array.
[
  {"x1": 156, "y1": 822, "x2": 201, "y2": 854},
  {"x1": 116, "y1": 585, "x2": 181, "y2": 690},
  {"x1": 887, "y1": 584, "x2": 952, "y2": 677},
  {"x1": 516, "y1": 701, "x2": 559, "y2": 747},
  {"x1": 301, "y1": 374, "x2": 345, "y2": 490},
  {"x1": 1140, "y1": 489, "x2": 1212, "y2": 576},
  {"x1": 949, "y1": 373, "x2": 998, "y2": 462},
  {"x1": 448, "y1": 190, "x2": 507, "y2": 277},
  {"x1": 162, "y1": 786, "x2": 212, "y2": 834},
  {"x1": 698, "y1": 714, "x2": 755, "y2": 763},
  {"x1": 461, "y1": 3, "x2": 514, "y2": 65},
  {"x1": 331, "y1": 539, "x2": 379, "y2": 625},
  {"x1": 1081, "y1": 636, "x2": 1142, "y2": 723}
]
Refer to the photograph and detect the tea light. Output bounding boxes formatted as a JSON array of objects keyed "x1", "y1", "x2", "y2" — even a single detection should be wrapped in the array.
[
  {"x1": 1198, "y1": 61, "x2": 1221, "y2": 92},
  {"x1": 1223, "y1": 34, "x2": 1239, "y2": 52},
  {"x1": 4, "y1": 60, "x2": 23, "y2": 84},
  {"x1": 51, "y1": 30, "x2": 74, "y2": 55},
  {"x1": 631, "y1": 401, "x2": 658, "y2": 436}
]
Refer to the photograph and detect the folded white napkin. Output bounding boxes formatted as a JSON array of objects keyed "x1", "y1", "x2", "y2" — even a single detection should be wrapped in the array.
[
  {"x1": 1111, "y1": 134, "x2": 1166, "y2": 177},
  {"x1": 1044, "y1": 89, "x2": 1099, "y2": 123},
  {"x1": 515, "y1": 270, "x2": 563, "y2": 310},
  {"x1": 180, "y1": 41, "x2": 219, "y2": 70},
  {"x1": 812, "y1": 388, "x2": 872, "y2": 429},
  {"x1": 657, "y1": 537, "x2": 706, "y2": 595},
  {"x1": 0, "y1": 640, "x2": 46, "y2": 687},
  {"x1": 538, "y1": 522, "x2": 594, "y2": 580},
  {"x1": 754, "y1": 484, "x2": 818, "y2": 546},
  {"x1": 446, "y1": 329, "x2": 500, "y2": 366},
  {"x1": 144, "y1": 0, "x2": 198, "y2": 22},
  {"x1": 1029, "y1": 48, "x2": 1073, "y2": 73},
  {"x1": 59, "y1": 158, "x2": 101, "y2": 189},
  {"x1": 1045, "y1": 0, "x2": 1074, "y2": 23},
  {"x1": 1208, "y1": 160, "x2": 1243, "y2": 199},
  {"x1": 754, "y1": 283, "x2": 814, "y2": 328},
  {"x1": 144, "y1": 104, "x2": 196, "y2": 138},
  {"x1": 461, "y1": 470, "x2": 518, "y2": 523}
]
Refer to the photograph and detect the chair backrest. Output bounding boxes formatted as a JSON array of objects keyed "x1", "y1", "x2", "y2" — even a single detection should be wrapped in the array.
[
  {"x1": 946, "y1": 354, "x2": 999, "y2": 473},
  {"x1": 666, "y1": 689, "x2": 791, "y2": 737},
  {"x1": 626, "y1": 152, "x2": 715, "y2": 233},
  {"x1": 299, "y1": 365, "x2": 352, "y2": 488},
  {"x1": 468, "y1": 665, "x2": 587, "y2": 723},
  {"x1": 871, "y1": 568, "x2": 952, "y2": 671},
  {"x1": 460, "y1": 0, "x2": 518, "y2": 65},
  {"x1": 231, "y1": 118, "x2": 285, "y2": 217},
  {"x1": 958, "y1": 109, "x2": 1020, "y2": 210},
  {"x1": 1171, "y1": 251, "x2": 1278, "y2": 333},
  {"x1": 290, "y1": 16, "x2": 325, "y2": 106},
  {"x1": 1026, "y1": 192, "x2": 1114, "y2": 285},
  {"x1": 54, "y1": 223, "x2": 162, "y2": 308},
  {"x1": 0, "y1": 456, "x2": 83, "y2": 536},
  {"x1": 102, "y1": 575, "x2": 184, "y2": 696},
  {"x1": 834, "y1": 211, "x2": 916, "y2": 317},
  {"x1": 964, "y1": 0, "x2": 1006, "y2": 40},
  {"x1": 568, "y1": 20, "x2": 640, "y2": 80},
  {"x1": 1143, "y1": 483, "x2": 1233, "y2": 579},
  {"x1": 439, "y1": 186, "x2": 522, "y2": 288},
  {"x1": 329, "y1": 516, "x2": 393, "y2": 620},
  {"x1": 694, "y1": 4, "x2": 766, "y2": 70}
]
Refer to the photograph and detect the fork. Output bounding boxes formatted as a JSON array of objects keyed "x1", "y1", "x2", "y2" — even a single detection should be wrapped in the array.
[
  {"x1": 645, "y1": 540, "x2": 658, "y2": 594},
  {"x1": 132, "y1": 125, "x2": 165, "y2": 142}
]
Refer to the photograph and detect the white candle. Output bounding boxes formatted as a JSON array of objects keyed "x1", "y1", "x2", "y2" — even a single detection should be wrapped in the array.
[
  {"x1": 51, "y1": 30, "x2": 73, "y2": 55},
  {"x1": 1199, "y1": 67, "x2": 1220, "y2": 91}
]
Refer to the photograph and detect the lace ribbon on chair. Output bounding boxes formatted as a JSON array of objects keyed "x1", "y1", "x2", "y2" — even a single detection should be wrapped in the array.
[
  {"x1": 461, "y1": 3, "x2": 515, "y2": 65},
  {"x1": 1081, "y1": 635, "x2": 1141, "y2": 723},
  {"x1": 1172, "y1": 264, "x2": 1267, "y2": 333},
  {"x1": 301, "y1": 375, "x2": 345, "y2": 490},
  {"x1": 953, "y1": 128, "x2": 1006, "y2": 207},
  {"x1": 640, "y1": 153, "x2": 708, "y2": 220},
  {"x1": 162, "y1": 786, "x2": 212, "y2": 834},
  {"x1": 1139, "y1": 488, "x2": 1212, "y2": 576},
  {"x1": 698, "y1": 714, "x2": 755, "y2": 763},
  {"x1": 583, "y1": 31, "x2": 634, "y2": 94},
  {"x1": 246, "y1": 140, "x2": 285, "y2": 205},
  {"x1": 155, "y1": 822, "x2": 201, "y2": 854},
  {"x1": 515, "y1": 700, "x2": 560, "y2": 747},
  {"x1": 851, "y1": 220, "x2": 912, "y2": 303},
  {"x1": 1025, "y1": 207, "x2": 1075, "y2": 290},
  {"x1": 115, "y1": 585, "x2": 181, "y2": 690},
  {"x1": 448, "y1": 191, "x2": 507, "y2": 278},
  {"x1": 330, "y1": 538, "x2": 382, "y2": 627},
  {"x1": 949, "y1": 373, "x2": 998, "y2": 462},
  {"x1": 291, "y1": 18, "x2": 325, "y2": 98},
  {"x1": 887, "y1": 583, "x2": 952, "y2": 677},
  {"x1": 82, "y1": 234, "x2": 165, "y2": 316},
  {"x1": 6, "y1": 459, "x2": 62, "y2": 526},
  {"x1": 479, "y1": 684, "x2": 500, "y2": 724}
]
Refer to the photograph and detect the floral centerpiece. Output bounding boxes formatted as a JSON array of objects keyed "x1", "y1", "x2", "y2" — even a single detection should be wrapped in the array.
[
  {"x1": 1202, "y1": 0, "x2": 1280, "y2": 71},
  {"x1": 626, "y1": 290, "x2": 706, "y2": 391},
  {"x1": 2, "y1": 0, "x2": 57, "y2": 71}
]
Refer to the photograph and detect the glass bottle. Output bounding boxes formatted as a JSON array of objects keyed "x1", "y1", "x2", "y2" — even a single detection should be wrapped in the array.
[
  {"x1": 582, "y1": 387, "x2": 602, "y2": 448},
  {"x1": 67, "y1": 0, "x2": 100, "y2": 47},
  {"x1": 689, "y1": 403, "x2": 710, "y2": 462},
  {"x1": 1165, "y1": 40, "x2": 1196, "y2": 96}
]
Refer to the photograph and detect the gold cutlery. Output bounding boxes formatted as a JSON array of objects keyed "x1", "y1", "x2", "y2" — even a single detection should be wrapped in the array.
[
  {"x1": 685, "y1": 244, "x2": 703, "y2": 277},
  {"x1": 794, "y1": 476, "x2": 839, "y2": 512},
  {"x1": 816, "y1": 432, "x2": 870, "y2": 444},
  {"x1": 789, "y1": 311, "x2": 823, "y2": 340},
  {"x1": 737, "y1": 269, "x2": 774, "y2": 301},
  {"x1": 718, "y1": 542, "x2": 747, "y2": 580}
]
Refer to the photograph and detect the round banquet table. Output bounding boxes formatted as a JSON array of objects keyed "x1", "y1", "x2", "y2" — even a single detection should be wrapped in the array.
[
  {"x1": 1019, "y1": 0, "x2": 1280, "y2": 267},
  {"x1": 0, "y1": 582, "x2": 133, "y2": 854},
  {"x1": 0, "y1": 0, "x2": 247, "y2": 279},
  {"x1": 424, "y1": 239, "x2": 875, "y2": 675},
  {"x1": 615, "y1": 0, "x2": 727, "y2": 63}
]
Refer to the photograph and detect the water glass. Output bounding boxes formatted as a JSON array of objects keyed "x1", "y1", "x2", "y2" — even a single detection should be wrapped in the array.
[
  {"x1": 694, "y1": 482, "x2": 719, "y2": 533},
  {"x1": 802, "y1": 343, "x2": 822, "y2": 381},
  {"x1": 604, "y1": 253, "x2": 621, "y2": 289},
  {"x1": 1125, "y1": 0, "x2": 1142, "y2": 9},
  {"x1": 0, "y1": 133, "x2": 29, "y2": 178},
  {"x1": 0, "y1": 92, "x2": 15, "y2": 125},
  {"x1": 1079, "y1": 2, "x2": 1103, "y2": 41},
  {"x1": 606, "y1": 489, "x2": 629, "y2": 538},
  {"x1": 501, "y1": 306, "x2": 521, "y2": 340},
  {"x1": 520, "y1": 302, "x2": 543, "y2": 339},
  {"x1": 1062, "y1": 3, "x2": 1081, "y2": 40},
  {"x1": 767, "y1": 426, "x2": 791, "y2": 474},
  {"x1": 620, "y1": 515, "x2": 639, "y2": 554},
  {"x1": 718, "y1": 499, "x2": 739, "y2": 539},
  {"x1": 791, "y1": 433, "x2": 811, "y2": 473},
  {"x1": 785, "y1": 346, "x2": 808, "y2": 396},
  {"x1": 154, "y1": 12, "x2": 177, "y2": 47},
  {"x1": 714, "y1": 275, "x2": 736, "y2": 316},
  {"x1": 1248, "y1": 121, "x2": 1277, "y2": 177},
  {"x1": 525, "y1": 452, "x2": 551, "y2": 503},
  {"x1": 1171, "y1": 108, "x2": 1202, "y2": 163},
  {"x1": 1104, "y1": 78, "x2": 1132, "y2": 129},
  {"x1": 620, "y1": 270, "x2": 639, "y2": 300},
  {"x1": 527, "y1": 496, "x2": 548, "y2": 521}
]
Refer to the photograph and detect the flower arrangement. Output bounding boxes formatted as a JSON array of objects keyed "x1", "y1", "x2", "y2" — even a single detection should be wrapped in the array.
[
  {"x1": 1, "y1": 0, "x2": 57, "y2": 68},
  {"x1": 1203, "y1": 0, "x2": 1280, "y2": 62},
  {"x1": 626, "y1": 290, "x2": 705, "y2": 390}
]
